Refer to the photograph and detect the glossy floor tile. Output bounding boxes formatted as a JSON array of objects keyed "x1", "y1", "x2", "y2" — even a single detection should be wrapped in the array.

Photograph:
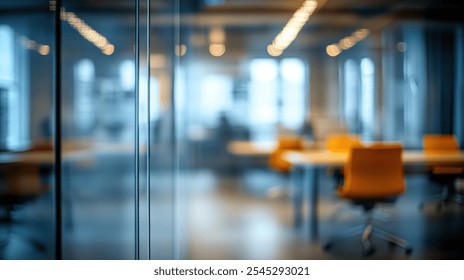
[{"x1": 1, "y1": 166, "x2": 464, "y2": 259}]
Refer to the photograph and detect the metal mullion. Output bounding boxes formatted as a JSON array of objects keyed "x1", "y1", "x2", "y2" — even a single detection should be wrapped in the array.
[
  {"x1": 146, "y1": 0, "x2": 152, "y2": 260},
  {"x1": 134, "y1": 0, "x2": 140, "y2": 260},
  {"x1": 53, "y1": 0, "x2": 63, "y2": 260}
]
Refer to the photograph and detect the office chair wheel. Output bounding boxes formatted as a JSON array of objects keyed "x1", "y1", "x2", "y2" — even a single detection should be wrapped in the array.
[
  {"x1": 418, "y1": 202, "x2": 425, "y2": 210},
  {"x1": 405, "y1": 247, "x2": 412, "y2": 255},
  {"x1": 0, "y1": 239, "x2": 8, "y2": 248},
  {"x1": 363, "y1": 246, "x2": 375, "y2": 257},
  {"x1": 323, "y1": 242, "x2": 332, "y2": 251}
]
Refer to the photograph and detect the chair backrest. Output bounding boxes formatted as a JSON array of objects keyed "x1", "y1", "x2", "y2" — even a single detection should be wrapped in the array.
[
  {"x1": 423, "y1": 134, "x2": 459, "y2": 154},
  {"x1": 423, "y1": 134, "x2": 463, "y2": 174},
  {"x1": 268, "y1": 136, "x2": 304, "y2": 173},
  {"x1": 339, "y1": 144, "x2": 405, "y2": 199},
  {"x1": 326, "y1": 134, "x2": 362, "y2": 153}
]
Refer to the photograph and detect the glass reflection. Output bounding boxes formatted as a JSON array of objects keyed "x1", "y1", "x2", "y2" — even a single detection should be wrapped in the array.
[
  {"x1": 0, "y1": 3, "x2": 55, "y2": 259},
  {"x1": 60, "y1": 1, "x2": 136, "y2": 259},
  {"x1": 0, "y1": 0, "x2": 463, "y2": 261}
]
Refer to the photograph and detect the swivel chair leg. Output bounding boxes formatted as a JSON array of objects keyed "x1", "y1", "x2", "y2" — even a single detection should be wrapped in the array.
[
  {"x1": 361, "y1": 224, "x2": 375, "y2": 256},
  {"x1": 323, "y1": 224, "x2": 364, "y2": 250},
  {"x1": 420, "y1": 183, "x2": 464, "y2": 212},
  {"x1": 374, "y1": 227, "x2": 412, "y2": 254}
]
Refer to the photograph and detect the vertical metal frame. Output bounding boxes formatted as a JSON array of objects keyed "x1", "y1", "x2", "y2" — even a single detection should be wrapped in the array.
[
  {"x1": 173, "y1": 0, "x2": 181, "y2": 260},
  {"x1": 134, "y1": 0, "x2": 141, "y2": 260},
  {"x1": 455, "y1": 25, "x2": 463, "y2": 147},
  {"x1": 135, "y1": 0, "x2": 152, "y2": 260},
  {"x1": 53, "y1": 0, "x2": 63, "y2": 260},
  {"x1": 146, "y1": 0, "x2": 152, "y2": 260}
]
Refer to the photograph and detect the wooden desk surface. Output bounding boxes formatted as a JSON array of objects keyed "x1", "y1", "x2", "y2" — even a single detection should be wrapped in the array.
[
  {"x1": 284, "y1": 150, "x2": 464, "y2": 167},
  {"x1": 0, "y1": 149, "x2": 94, "y2": 164},
  {"x1": 227, "y1": 140, "x2": 315, "y2": 156},
  {"x1": 0, "y1": 141, "x2": 142, "y2": 165},
  {"x1": 227, "y1": 141, "x2": 277, "y2": 156}
]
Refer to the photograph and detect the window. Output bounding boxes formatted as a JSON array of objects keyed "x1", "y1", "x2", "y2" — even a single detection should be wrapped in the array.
[
  {"x1": 74, "y1": 59, "x2": 95, "y2": 134},
  {"x1": 343, "y1": 59, "x2": 360, "y2": 132},
  {"x1": 199, "y1": 74, "x2": 233, "y2": 127},
  {"x1": 247, "y1": 58, "x2": 307, "y2": 140},
  {"x1": 248, "y1": 59, "x2": 279, "y2": 136},
  {"x1": 360, "y1": 58, "x2": 375, "y2": 140},
  {"x1": 342, "y1": 57, "x2": 377, "y2": 140},
  {"x1": 0, "y1": 25, "x2": 28, "y2": 150},
  {"x1": 280, "y1": 58, "x2": 306, "y2": 130}
]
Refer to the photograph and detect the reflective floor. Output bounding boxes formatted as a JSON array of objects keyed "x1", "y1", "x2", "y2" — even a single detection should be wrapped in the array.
[
  {"x1": 187, "y1": 168, "x2": 464, "y2": 260},
  {"x1": 1, "y1": 163, "x2": 464, "y2": 260}
]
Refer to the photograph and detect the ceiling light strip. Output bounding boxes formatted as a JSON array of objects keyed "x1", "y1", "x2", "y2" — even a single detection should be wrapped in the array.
[
  {"x1": 268, "y1": 0, "x2": 318, "y2": 56},
  {"x1": 326, "y1": 28, "x2": 370, "y2": 57},
  {"x1": 61, "y1": 9, "x2": 115, "y2": 55},
  {"x1": 19, "y1": 36, "x2": 50, "y2": 55}
]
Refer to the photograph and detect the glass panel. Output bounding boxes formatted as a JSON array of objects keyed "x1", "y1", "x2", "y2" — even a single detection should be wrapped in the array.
[
  {"x1": 0, "y1": 1, "x2": 55, "y2": 259},
  {"x1": 2, "y1": 0, "x2": 463, "y2": 262},
  {"x1": 60, "y1": 0, "x2": 136, "y2": 259},
  {"x1": 51, "y1": 0, "x2": 187, "y2": 260},
  {"x1": 147, "y1": 0, "x2": 184, "y2": 259}
]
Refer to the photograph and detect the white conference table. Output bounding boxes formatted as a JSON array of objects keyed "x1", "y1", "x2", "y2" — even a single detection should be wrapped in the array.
[{"x1": 283, "y1": 150, "x2": 464, "y2": 239}]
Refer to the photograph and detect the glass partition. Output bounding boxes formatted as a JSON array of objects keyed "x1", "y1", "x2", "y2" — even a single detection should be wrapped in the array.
[
  {"x1": 1, "y1": 0, "x2": 464, "y2": 261},
  {"x1": 0, "y1": 0, "x2": 185, "y2": 260},
  {"x1": 59, "y1": 1, "x2": 136, "y2": 259},
  {"x1": 0, "y1": 0, "x2": 55, "y2": 259},
  {"x1": 59, "y1": 0, "x2": 184, "y2": 260}
]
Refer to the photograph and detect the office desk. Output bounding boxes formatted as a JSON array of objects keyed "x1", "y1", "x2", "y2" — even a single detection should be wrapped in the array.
[
  {"x1": 227, "y1": 140, "x2": 315, "y2": 156},
  {"x1": 227, "y1": 141, "x2": 277, "y2": 156},
  {"x1": 0, "y1": 149, "x2": 93, "y2": 165},
  {"x1": 1, "y1": 148, "x2": 95, "y2": 229},
  {"x1": 283, "y1": 150, "x2": 464, "y2": 239}
]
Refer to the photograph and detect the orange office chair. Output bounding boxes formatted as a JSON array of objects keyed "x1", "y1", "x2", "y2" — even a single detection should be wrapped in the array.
[
  {"x1": 326, "y1": 134, "x2": 362, "y2": 153},
  {"x1": 323, "y1": 144, "x2": 412, "y2": 256},
  {"x1": 268, "y1": 136, "x2": 305, "y2": 173},
  {"x1": 267, "y1": 136, "x2": 305, "y2": 198},
  {"x1": 326, "y1": 134, "x2": 362, "y2": 185},
  {"x1": 421, "y1": 134, "x2": 464, "y2": 210}
]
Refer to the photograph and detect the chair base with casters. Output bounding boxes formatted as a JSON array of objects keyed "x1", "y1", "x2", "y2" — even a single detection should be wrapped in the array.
[
  {"x1": 0, "y1": 196, "x2": 47, "y2": 253},
  {"x1": 421, "y1": 135, "x2": 464, "y2": 212},
  {"x1": 420, "y1": 187, "x2": 464, "y2": 211},
  {"x1": 420, "y1": 174, "x2": 464, "y2": 211},
  {"x1": 0, "y1": 162, "x2": 50, "y2": 254},
  {"x1": 323, "y1": 203, "x2": 412, "y2": 257}
]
